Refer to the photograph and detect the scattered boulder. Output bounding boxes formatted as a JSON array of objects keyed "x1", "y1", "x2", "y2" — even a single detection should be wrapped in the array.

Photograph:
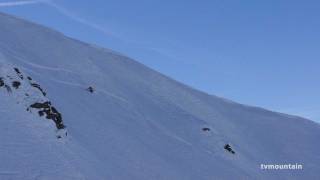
[
  {"x1": 56, "y1": 129, "x2": 68, "y2": 139},
  {"x1": 0, "y1": 78, "x2": 4, "y2": 87},
  {"x1": 87, "y1": 86, "x2": 94, "y2": 93},
  {"x1": 12, "y1": 81, "x2": 21, "y2": 89},
  {"x1": 224, "y1": 144, "x2": 235, "y2": 154}
]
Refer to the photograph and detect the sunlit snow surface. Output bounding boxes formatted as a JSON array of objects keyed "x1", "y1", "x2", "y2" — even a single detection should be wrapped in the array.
[{"x1": 0, "y1": 12, "x2": 319, "y2": 180}]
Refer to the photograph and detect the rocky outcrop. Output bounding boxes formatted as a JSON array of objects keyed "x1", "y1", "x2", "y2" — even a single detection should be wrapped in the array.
[
  {"x1": 30, "y1": 101, "x2": 65, "y2": 130},
  {"x1": 30, "y1": 82, "x2": 47, "y2": 96},
  {"x1": 0, "y1": 66, "x2": 66, "y2": 138}
]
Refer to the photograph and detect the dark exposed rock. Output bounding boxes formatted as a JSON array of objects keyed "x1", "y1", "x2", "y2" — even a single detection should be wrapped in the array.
[
  {"x1": 30, "y1": 101, "x2": 65, "y2": 130},
  {"x1": 0, "y1": 78, "x2": 4, "y2": 87},
  {"x1": 56, "y1": 130, "x2": 68, "y2": 139},
  {"x1": 224, "y1": 144, "x2": 235, "y2": 154},
  {"x1": 13, "y1": 67, "x2": 20, "y2": 74},
  {"x1": 14, "y1": 67, "x2": 24, "y2": 80},
  {"x1": 2, "y1": 68, "x2": 67, "y2": 137},
  {"x1": 202, "y1": 127, "x2": 211, "y2": 132},
  {"x1": 30, "y1": 101, "x2": 51, "y2": 109},
  {"x1": 38, "y1": 111, "x2": 44, "y2": 116},
  {"x1": 12, "y1": 81, "x2": 21, "y2": 89},
  {"x1": 4, "y1": 85, "x2": 12, "y2": 93},
  {"x1": 87, "y1": 86, "x2": 94, "y2": 93},
  {"x1": 31, "y1": 83, "x2": 46, "y2": 96}
]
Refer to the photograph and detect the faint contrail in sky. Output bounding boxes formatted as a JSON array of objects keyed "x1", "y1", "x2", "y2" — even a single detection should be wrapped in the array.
[
  {"x1": 0, "y1": 0, "x2": 43, "y2": 7},
  {"x1": 44, "y1": 1, "x2": 118, "y2": 38},
  {"x1": 0, "y1": 0, "x2": 119, "y2": 38}
]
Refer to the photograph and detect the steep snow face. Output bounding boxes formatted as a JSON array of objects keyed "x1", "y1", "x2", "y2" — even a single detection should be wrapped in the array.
[{"x1": 0, "y1": 12, "x2": 319, "y2": 180}]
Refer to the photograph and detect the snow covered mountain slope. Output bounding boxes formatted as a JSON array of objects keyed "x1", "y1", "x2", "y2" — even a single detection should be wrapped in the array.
[{"x1": 0, "y1": 12, "x2": 319, "y2": 180}]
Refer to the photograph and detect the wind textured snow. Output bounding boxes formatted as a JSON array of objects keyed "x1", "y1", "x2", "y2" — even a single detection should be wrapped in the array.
[{"x1": 0, "y1": 12, "x2": 319, "y2": 180}]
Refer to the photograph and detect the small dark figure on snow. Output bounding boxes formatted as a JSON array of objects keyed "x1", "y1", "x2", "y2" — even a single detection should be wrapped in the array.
[
  {"x1": 87, "y1": 86, "x2": 94, "y2": 93},
  {"x1": 224, "y1": 144, "x2": 235, "y2": 154},
  {"x1": 202, "y1": 127, "x2": 211, "y2": 132}
]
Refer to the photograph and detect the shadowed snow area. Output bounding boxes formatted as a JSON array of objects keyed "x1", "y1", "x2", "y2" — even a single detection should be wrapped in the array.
[{"x1": 0, "y1": 12, "x2": 319, "y2": 180}]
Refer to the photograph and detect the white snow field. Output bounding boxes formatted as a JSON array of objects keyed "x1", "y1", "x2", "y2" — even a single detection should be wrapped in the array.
[{"x1": 0, "y1": 12, "x2": 319, "y2": 180}]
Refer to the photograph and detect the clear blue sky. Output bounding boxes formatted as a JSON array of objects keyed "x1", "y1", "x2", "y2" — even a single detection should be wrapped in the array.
[{"x1": 1, "y1": 0, "x2": 319, "y2": 122}]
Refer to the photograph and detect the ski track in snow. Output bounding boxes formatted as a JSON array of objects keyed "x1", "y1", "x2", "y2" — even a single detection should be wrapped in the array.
[{"x1": 51, "y1": 78, "x2": 128, "y2": 103}]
